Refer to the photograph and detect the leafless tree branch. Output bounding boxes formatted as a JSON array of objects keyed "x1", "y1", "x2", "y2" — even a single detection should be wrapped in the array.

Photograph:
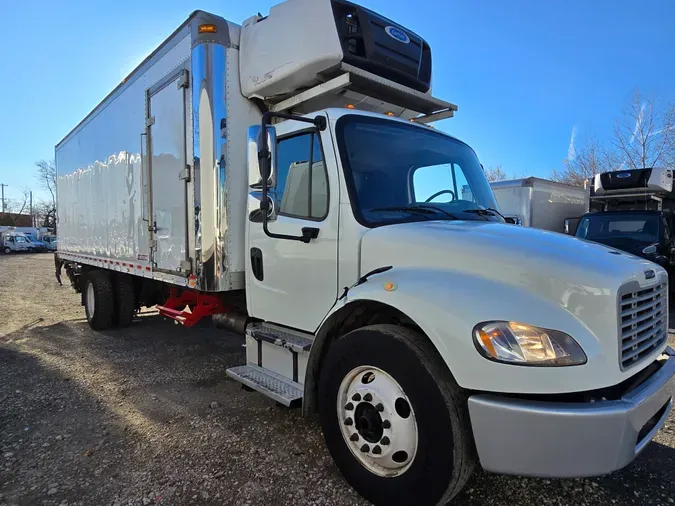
[{"x1": 35, "y1": 159, "x2": 57, "y2": 208}]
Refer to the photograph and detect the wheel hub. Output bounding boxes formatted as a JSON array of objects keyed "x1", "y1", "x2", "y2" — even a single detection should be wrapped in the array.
[
  {"x1": 337, "y1": 366, "x2": 418, "y2": 477},
  {"x1": 354, "y1": 402, "x2": 384, "y2": 443}
]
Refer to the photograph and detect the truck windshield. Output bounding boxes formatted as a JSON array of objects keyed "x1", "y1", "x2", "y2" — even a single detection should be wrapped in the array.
[
  {"x1": 576, "y1": 213, "x2": 661, "y2": 246},
  {"x1": 336, "y1": 116, "x2": 499, "y2": 227}
]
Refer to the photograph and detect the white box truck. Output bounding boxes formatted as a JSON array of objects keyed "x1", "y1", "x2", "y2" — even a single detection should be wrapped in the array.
[
  {"x1": 55, "y1": 1, "x2": 674, "y2": 505},
  {"x1": 487, "y1": 177, "x2": 588, "y2": 233}
]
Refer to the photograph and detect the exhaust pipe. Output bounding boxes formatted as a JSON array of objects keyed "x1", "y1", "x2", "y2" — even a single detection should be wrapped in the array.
[{"x1": 213, "y1": 312, "x2": 250, "y2": 335}]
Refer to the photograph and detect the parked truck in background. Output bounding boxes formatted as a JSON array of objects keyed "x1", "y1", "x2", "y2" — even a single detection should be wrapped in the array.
[
  {"x1": 486, "y1": 177, "x2": 588, "y2": 233},
  {"x1": 1, "y1": 231, "x2": 29, "y2": 254},
  {"x1": 568, "y1": 167, "x2": 675, "y2": 284},
  {"x1": 42, "y1": 234, "x2": 57, "y2": 251},
  {"x1": 54, "y1": 1, "x2": 675, "y2": 504}
]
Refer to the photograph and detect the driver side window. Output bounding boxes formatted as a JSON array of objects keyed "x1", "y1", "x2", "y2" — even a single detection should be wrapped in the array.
[
  {"x1": 413, "y1": 163, "x2": 471, "y2": 203},
  {"x1": 275, "y1": 132, "x2": 328, "y2": 220}
]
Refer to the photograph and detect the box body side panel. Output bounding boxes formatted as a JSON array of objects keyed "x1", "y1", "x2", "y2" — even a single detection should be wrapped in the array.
[{"x1": 56, "y1": 31, "x2": 191, "y2": 263}]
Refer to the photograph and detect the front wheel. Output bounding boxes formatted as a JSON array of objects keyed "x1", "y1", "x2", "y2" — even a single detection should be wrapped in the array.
[
  {"x1": 319, "y1": 325, "x2": 476, "y2": 506},
  {"x1": 3, "y1": 247, "x2": 10, "y2": 254}
]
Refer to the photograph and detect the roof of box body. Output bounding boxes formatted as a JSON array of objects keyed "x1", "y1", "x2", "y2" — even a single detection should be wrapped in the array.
[{"x1": 56, "y1": 11, "x2": 236, "y2": 149}]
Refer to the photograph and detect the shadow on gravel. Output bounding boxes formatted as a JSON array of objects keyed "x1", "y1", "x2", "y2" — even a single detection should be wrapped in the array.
[
  {"x1": 0, "y1": 345, "x2": 139, "y2": 505},
  {"x1": 2, "y1": 275, "x2": 674, "y2": 506}
]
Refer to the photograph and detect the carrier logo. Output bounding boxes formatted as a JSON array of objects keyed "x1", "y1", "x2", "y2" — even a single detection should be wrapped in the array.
[
  {"x1": 616, "y1": 172, "x2": 631, "y2": 179},
  {"x1": 385, "y1": 26, "x2": 410, "y2": 44}
]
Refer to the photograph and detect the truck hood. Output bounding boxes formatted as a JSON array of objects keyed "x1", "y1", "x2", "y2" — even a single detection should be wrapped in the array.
[{"x1": 360, "y1": 220, "x2": 662, "y2": 324}]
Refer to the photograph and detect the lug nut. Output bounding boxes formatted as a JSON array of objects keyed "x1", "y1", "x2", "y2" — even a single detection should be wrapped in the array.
[
  {"x1": 360, "y1": 444, "x2": 370, "y2": 453},
  {"x1": 372, "y1": 445, "x2": 382, "y2": 455},
  {"x1": 375, "y1": 403, "x2": 384, "y2": 412},
  {"x1": 350, "y1": 433, "x2": 359, "y2": 442},
  {"x1": 382, "y1": 420, "x2": 391, "y2": 429},
  {"x1": 352, "y1": 393, "x2": 361, "y2": 402},
  {"x1": 344, "y1": 417, "x2": 353, "y2": 426},
  {"x1": 364, "y1": 393, "x2": 373, "y2": 402},
  {"x1": 345, "y1": 402, "x2": 354, "y2": 411},
  {"x1": 380, "y1": 436, "x2": 390, "y2": 446}
]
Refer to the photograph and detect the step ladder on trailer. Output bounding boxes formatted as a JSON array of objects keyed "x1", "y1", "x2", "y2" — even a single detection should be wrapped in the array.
[{"x1": 226, "y1": 322, "x2": 313, "y2": 407}]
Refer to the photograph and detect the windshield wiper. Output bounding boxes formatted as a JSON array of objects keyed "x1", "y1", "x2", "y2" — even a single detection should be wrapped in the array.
[
  {"x1": 413, "y1": 204, "x2": 460, "y2": 220},
  {"x1": 462, "y1": 208, "x2": 506, "y2": 221},
  {"x1": 368, "y1": 205, "x2": 459, "y2": 220}
]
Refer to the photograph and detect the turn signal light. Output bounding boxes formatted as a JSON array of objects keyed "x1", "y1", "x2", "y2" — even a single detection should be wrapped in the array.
[{"x1": 198, "y1": 24, "x2": 218, "y2": 33}]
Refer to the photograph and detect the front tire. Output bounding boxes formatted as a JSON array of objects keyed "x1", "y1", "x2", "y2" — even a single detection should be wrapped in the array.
[
  {"x1": 319, "y1": 324, "x2": 476, "y2": 506},
  {"x1": 3, "y1": 247, "x2": 10, "y2": 254},
  {"x1": 84, "y1": 270, "x2": 114, "y2": 330}
]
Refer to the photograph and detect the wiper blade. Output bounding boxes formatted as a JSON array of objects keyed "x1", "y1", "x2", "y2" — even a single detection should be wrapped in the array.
[
  {"x1": 413, "y1": 204, "x2": 460, "y2": 220},
  {"x1": 368, "y1": 205, "x2": 459, "y2": 220},
  {"x1": 368, "y1": 206, "x2": 437, "y2": 215},
  {"x1": 462, "y1": 208, "x2": 506, "y2": 220}
]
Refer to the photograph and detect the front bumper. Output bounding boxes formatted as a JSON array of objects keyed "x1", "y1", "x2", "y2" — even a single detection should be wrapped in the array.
[{"x1": 468, "y1": 347, "x2": 675, "y2": 477}]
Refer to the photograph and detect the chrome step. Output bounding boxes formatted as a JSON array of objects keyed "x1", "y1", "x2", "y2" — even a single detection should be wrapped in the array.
[
  {"x1": 247, "y1": 322, "x2": 313, "y2": 353},
  {"x1": 226, "y1": 364, "x2": 303, "y2": 407}
]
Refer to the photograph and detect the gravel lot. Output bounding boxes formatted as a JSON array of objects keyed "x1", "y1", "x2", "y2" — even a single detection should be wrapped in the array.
[{"x1": 1, "y1": 253, "x2": 674, "y2": 506}]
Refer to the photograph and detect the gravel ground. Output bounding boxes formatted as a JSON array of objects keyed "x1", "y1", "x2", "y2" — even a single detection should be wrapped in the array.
[{"x1": 1, "y1": 253, "x2": 674, "y2": 506}]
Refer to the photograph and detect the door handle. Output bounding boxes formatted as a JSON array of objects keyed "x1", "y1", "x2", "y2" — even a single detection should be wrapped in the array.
[
  {"x1": 250, "y1": 247, "x2": 264, "y2": 281},
  {"x1": 301, "y1": 227, "x2": 320, "y2": 243}
]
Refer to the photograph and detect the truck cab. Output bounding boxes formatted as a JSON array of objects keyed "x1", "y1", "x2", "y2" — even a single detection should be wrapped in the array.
[
  {"x1": 1, "y1": 232, "x2": 29, "y2": 254},
  {"x1": 575, "y1": 209, "x2": 675, "y2": 271},
  {"x1": 572, "y1": 167, "x2": 675, "y2": 284},
  {"x1": 42, "y1": 235, "x2": 57, "y2": 251}
]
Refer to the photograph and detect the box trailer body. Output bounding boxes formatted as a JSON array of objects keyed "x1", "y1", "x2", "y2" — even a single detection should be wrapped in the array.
[
  {"x1": 56, "y1": 13, "x2": 253, "y2": 292},
  {"x1": 488, "y1": 177, "x2": 588, "y2": 233},
  {"x1": 54, "y1": 2, "x2": 675, "y2": 505}
]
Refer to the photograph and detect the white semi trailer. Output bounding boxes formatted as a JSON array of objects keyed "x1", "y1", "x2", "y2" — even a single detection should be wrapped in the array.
[{"x1": 55, "y1": 1, "x2": 674, "y2": 504}]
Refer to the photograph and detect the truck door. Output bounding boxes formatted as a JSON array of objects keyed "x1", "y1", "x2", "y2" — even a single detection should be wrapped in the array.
[
  {"x1": 246, "y1": 117, "x2": 339, "y2": 332},
  {"x1": 146, "y1": 68, "x2": 190, "y2": 274}
]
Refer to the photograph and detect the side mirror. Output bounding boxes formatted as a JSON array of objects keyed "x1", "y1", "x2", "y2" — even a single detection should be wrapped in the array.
[
  {"x1": 564, "y1": 217, "x2": 579, "y2": 235},
  {"x1": 247, "y1": 125, "x2": 277, "y2": 188}
]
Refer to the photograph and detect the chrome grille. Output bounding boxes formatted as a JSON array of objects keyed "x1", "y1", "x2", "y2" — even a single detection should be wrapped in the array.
[{"x1": 619, "y1": 282, "x2": 668, "y2": 370}]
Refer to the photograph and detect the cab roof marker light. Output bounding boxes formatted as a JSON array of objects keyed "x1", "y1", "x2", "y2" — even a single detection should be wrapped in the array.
[{"x1": 198, "y1": 24, "x2": 218, "y2": 33}]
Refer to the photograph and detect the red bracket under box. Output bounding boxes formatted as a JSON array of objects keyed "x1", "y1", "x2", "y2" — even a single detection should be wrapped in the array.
[{"x1": 156, "y1": 288, "x2": 230, "y2": 327}]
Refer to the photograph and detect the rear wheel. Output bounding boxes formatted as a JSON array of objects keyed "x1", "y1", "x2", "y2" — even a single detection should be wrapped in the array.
[
  {"x1": 3, "y1": 247, "x2": 10, "y2": 254},
  {"x1": 319, "y1": 324, "x2": 476, "y2": 506},
  {"x1": 113, "y1": 274, "x2": 136, "y2": 328},
  {"x1": 84, "y1": 271, "x2": 114, "y2": 330}
]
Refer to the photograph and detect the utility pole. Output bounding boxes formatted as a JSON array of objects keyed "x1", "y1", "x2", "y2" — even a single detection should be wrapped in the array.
[
  {"x1": 0, "y1": 183, "x2": 7, "y2": 213},
  {"x1": 30, "y1": 191, "x2": 33, "y2": 226}
]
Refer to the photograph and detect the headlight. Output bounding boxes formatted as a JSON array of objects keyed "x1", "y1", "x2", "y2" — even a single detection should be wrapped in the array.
[
  {"x1": 642, "y1": 244, "x2": 657, "y2": 255},
  {"x1": 473, "y1": 321, "x2": 587, "y2": 366}
]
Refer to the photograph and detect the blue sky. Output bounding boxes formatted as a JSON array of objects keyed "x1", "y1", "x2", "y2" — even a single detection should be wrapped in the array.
[{"x1": 1, "y1": 0, "x2": 674, "y2": 202}]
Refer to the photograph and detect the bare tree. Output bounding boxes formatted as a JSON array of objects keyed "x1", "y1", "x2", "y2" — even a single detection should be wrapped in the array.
[
  {"x1": 552, "y1": 137, "x2": 616, "y2": 187},
  {"x1": 0, "y1": 188, "x2": 31, "y2": 225},
  {"x1": 35, "y1": 159, "x2": 57, "y2": 209},
  {"x1": 612, "y1": 91, "x2": 675, "y2": 171},
  {"x1": 9, "y1": 188, "x2": 30, "y2": 216},
  {"x1": 34, "y1": 200, "x2": 56, "y2": 229},
  {"x1": 484, "y1": 165, "x2": 508, "y2": 182}
]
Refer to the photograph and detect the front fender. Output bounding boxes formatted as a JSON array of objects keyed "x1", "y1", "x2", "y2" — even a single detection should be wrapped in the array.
[{"x1": 320, "y1": 267, "x2": 617, "y2": 395}]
